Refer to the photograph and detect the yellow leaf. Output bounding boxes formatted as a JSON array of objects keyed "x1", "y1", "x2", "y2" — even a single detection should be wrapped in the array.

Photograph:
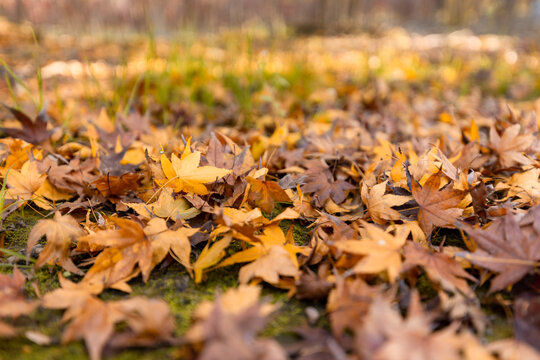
[
  {"x1": 193, "y1": 235, "x2": 232, "y2": 283},
  {"x1": 157, "y1": 150, "x2": 231, "y2": 195},
  {"x1": 238, "y1": 245, "x2": 300, "y2": 285},
  {"x1": 335, "y1": 222, "x2": 407, "y2": 282},
  {"x1": 124, "y1": 188, "x2": 200, "y2": 220}
]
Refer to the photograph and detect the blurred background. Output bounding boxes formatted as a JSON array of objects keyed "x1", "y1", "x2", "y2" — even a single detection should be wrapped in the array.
[{"x1": 1, "y1": 0, "x2": 540, "y2": 36}]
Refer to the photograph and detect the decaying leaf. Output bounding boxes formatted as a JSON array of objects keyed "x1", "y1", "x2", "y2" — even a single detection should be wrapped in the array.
[
  {"x1": 402, "y1": 241, "x2": 475, "y2": 296},
  {"x1": 361, "y1": 180, "x2": 411, "y2": 224},
  {"x1": 27, "y1": 212, "x2": 86, "y2": 275},
  {"x1": 459, "y1": 207, "x2": 540, "y2": 292},
  {"x1": 489, "y1": 124, "x2": 534, "y2": 168},
  {"x1": 334, "y1": 222, "x2": 407, "y2": 282},
  {"x1": 0, "y1": 267, "x2": 38, "y2": 337},
  {"x1": 246, "y1": 176, "x2": 291, "y2": 214},
  {"x1": 411, "y1": 172, "x2": 464, "y2": 235},
  {"x1": 144, "y1": 217, "x2": 198, "y2": 271},
  {"x1": 355, "y1": 291, "x2": 462, "y2": 360},
  {"x1": 80, "y1": 217, "x2": 153, "y2": 291}
]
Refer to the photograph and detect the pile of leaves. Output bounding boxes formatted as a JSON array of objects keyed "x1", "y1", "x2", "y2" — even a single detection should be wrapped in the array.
[{"x1": 1, "y1": 26, "x2": 540, "y2": 360}]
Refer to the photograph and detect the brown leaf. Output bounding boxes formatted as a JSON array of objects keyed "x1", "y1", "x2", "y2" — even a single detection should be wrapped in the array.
[
  {"x1": 459, "y1": 207, "x2": 540, "y2": 292},
  {"x1": 489, "y1": 124, "x2": 534, "y2": 168},
  {"x1": 186, "y1": 289, "x2": 286, "y2": 360},
  {"x1": 411, "y1": 172, "x2": 464, "y2": 235},
  {"x1": 514, "y1": 295, "x2": 540, "y2": 353},
  {"x1": 295, "y1": 272, "x2": 334, "y2": 300},
  {"x1": 301, "y1": 161, "x2": 354, "y2": 207},
  {"x1": 327, "y1": 277, "x2": 381, "y2": 338},
  {"x1": 0, "y1": 105, "x2": 51, "y2": 144},
  {"x1": 238, "y1": 245, "x2": 300, "y2": 285},
  {"x1": 361, "y1": 180, "x2": 411, "y2": 224},
  {"x1": 42, "y1": 273, "x2": 104, "y2": 309},
  {"x1": 93, "y1": 173, "x2": 140, "y2": 198},
  {"x1": 246, "y1": 176, "x2": 291, "y2": 214},
  {"x1": 81, "y1": 217, "x2": 153, "y2": 291},
  {"x1": 402, "y1": 242, "x2": 475, "y2": 296},
  {"x1": 0, "y1": 267, "x2": 38, "y2": 337},
  {"x1": 44, "y1": 157, "x2": 99, "y2": 195},
  {"x1": 355, "y1": 291, "x2": 462, "y2": 360},
  {"x1": 27, "y1": 212, "x2": 86, "y2": 275},
  {"x1": 108, "y1": 297, "x2": 176, "y2": 349}
]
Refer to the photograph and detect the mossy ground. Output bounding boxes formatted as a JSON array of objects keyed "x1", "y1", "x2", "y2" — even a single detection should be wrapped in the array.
[{"x1": 0, "y1": 209, "x2": 317, "y2": 360}]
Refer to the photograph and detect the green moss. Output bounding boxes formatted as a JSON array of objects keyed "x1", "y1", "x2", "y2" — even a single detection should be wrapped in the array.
[
  {"x1": 1, "y1": 209, "x2": 44, "y2": 252},
  {"x1": 0, "y1": 209, "x2": 312, "y2": 359}
]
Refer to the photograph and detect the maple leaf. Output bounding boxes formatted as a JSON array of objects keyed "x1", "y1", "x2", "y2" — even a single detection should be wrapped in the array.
[
  {"x1": 205, "y1": 132, "x2": 255, "y2": 185},
  {"x1": 93, "y1": 173, "x2": 140, "y2": 198},
  {"x1": 327, "y1": 277, "x2": 382, "y2": 338},
  {"x1": 458, "y1": 208, "x2": 540, "y2": 292},
  {"x1": 42, "y1": 273, "x2": 104, "y2": 309},
  {"x1": 217, "y1": 224, "x2": 305, "y2": 285},
  {"x1": 81, "y1": 217, "x2": 153, "y2": 291},
  {"x1": 57, "y1": 292, "x2": 175, "y2": 360},
  {"x1": 239, "y1": 245, "x2": 300, "y2": 285},
  {"x1": 489, "y1": 124, "x2": 534, "y2": 168},
  {"x1": 301, "y1": 161, "x2": 355, "y2": 207},
  {"x1": 0, "y1": 105, "x2": 52, "y2": 144},
  {"x1": 143, "y1": 217, "x2": 198, "y2": 271},
  {"x1": 186, "y1": 287, "x2": 286, "y2": 360},
  {"x1": 187, "y1": 285, "x2": 277, "y2": 343},
  {"x1": 27, "y1": 212, "x2": 86, "y2": 275},
  {"x1": 411, "y1": 172, "x2": 464, "y2": 235},
  {"x1": 44, "y1": 157, "x2": 98, "y2": 195},
  {"x1": 334, "y1": 222, "x2": 407, "y2": 282},
  {"x1": 361, "y1": 180, "x2": 412, "y2": 224},
  {"x1": 0, "y1": 267, "x2": 38, "y2": 337},
  {"x1": 495, "y1": 168, "x2": 540, "y2": 205},
  {"x1": 156, "y1": 149, "x2": 231, "y2": 195},
  {"x1": 108, "y1": 297, "x2": 176, "y2": 349},
  {"x1": 286, "y1": 327, "x2": 347, "y2": 360},
  {"x1": 402, "y1": 242, "x2": 475, "y2": 296},
  {"x1": 125, "y1": 188, "x2": 200, "y2": 221},
  {"x1": 295, "y1": 271, "x2": 334, "y2": 300},
  {"x1": 60, "y1": 296, "x2": 118, "y2": 360},
  {"x1": 5, "y1": 160, "x2": 46, "y2": 202},
  {"x1": 246, "y1": 176, "x2": 291, "y2": 214},
  {"x1": 193, "y1": 235, "x2": 232, "y2": 283},
  {"x1": 355, "y1": 291, "x2": 462, "y2": 360}
]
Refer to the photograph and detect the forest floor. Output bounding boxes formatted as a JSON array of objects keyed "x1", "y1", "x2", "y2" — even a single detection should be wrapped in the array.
[{"x1": 1, "y1": 18, "x2": 540, "y2": 360}]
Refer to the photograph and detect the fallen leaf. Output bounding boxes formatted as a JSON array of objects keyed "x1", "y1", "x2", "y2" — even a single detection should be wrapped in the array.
[
  {"x1": 81, "y1": 217, "x2": 153, "y2": 291},
  {"x1": 458, "y1": 207, "x2": 540, "y2": 292},
  {"x1": 402, "y1": 242, "x2": 475, "y2": 296},
  {"x1": 193, "y1": 235, "x2": 232, "y2": 283},
  {"x1": 143, "y1": 217, "x2": 198, "y2": 271},
  {"x1": 246, "y1": 176, "x2": 291, "y2": 214},
  {"x1": 334, "y1": 222, "x2": 407, "y2": 282},
  {"x1": 301, "y1": 160, "x2": 355, "y2": 207},
  {"x1": 239, "y1": 245, "x2": 300, "y2": 285},
  {"x1": 157, "y1": 149, "x2": 231, "y2": 195},
  {"x1": 411, "y1": 172, "x2": 464, "y2": 235},
  {"x1": 1, "y1": 106, "x2": 51, "y2": 144},
  {"x1": 27, "y1": 212, "x2": 86, "y2": 275},
  {"x1": 361, "y1": 180, "x2": 411, "y2": 224},
  {"x1": 125, "y1": 188, "x2": 200, "y2": 220},
  {"x1": 489, "y1": 124, "x2": 534, "y2": 168}
]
